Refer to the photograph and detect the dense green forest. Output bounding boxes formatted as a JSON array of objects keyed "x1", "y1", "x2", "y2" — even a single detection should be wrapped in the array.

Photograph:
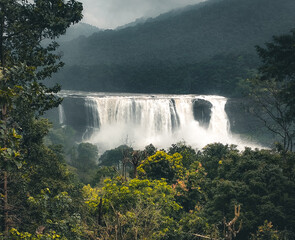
[
  {"x1": 1, "y1": 0, "x2": 295, "y2": 239},
  {"x1": 52, "y1": 0, "x2": 295, "y2": 96},
  {"x1": 55, "y1": 54, "x2": 258, "y2": 96}
]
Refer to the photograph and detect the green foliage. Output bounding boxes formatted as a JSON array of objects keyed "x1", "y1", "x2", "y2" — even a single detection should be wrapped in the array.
[
  {"x1": 82, "y1": 184, "x2": 100, "y2": 214},
  {"x1": 0, "y1": 0, "x2": 83, "y2": 236},
  {"x1": 138, "y1": 151, "x2": 184, "y2": 184},
  {"x1": 251, "y1": 221, "x2": 280, "y2": 240},
  {"x1": 26, "y1": 189, "x2": 84, "y2": 239},
  {"x1": 173, "y1": 161, "x2": 207, "y2": 211},
  {"x1": 8, "y1": 228, "x2": 64, "y2": 240},
  {"x1": 168, "y1": 142, "x2": 198, "y2": 169},
  {"x1": 177, "y1": 209, "x2": 216, "y2": 240},
  {"x1": 198, "y1": 144, "x2": 295, "y2": 239},
  {"x1": 57, "y1": 54, "x2": 257, "y2": 96},
  {"x1": 7, "y1": 117, "x2": 86, "y2": 238},
  {"x1": 46, "y1": 126, "x2": 77, "y2": 153},
  {"x1": 245, "y1": 29, "x2": 295, "y2": 151},
  {"x1": 2, "y1": 130, "x2": 86, "y2": 239},
  {"x1": 0, "y1": 121, "x2": 22, "y2": 170},
  {"x1": 70, "y1": 142, "x2": 98, "y2": 184},
  {"x1": 1, "y1": 0, "x2": 83, "y2": 117},
  {"x1": 199, "y1": 143, "x2": 238, "y2": 179},
  {"x1": 91, "y1": 166, "x2": 118, "y2": 186},
  {"x1": 144, "y1": 143, "x2": 157, "y2": 157},
  {"x1": 102, "y1": 178, "x2": 181, "y2": 213},
  {"x1": 98, "y1": 144, "x2": 133, "y2": 167},
  {"x1": 73, "y1": 143, "x2": 98, "y2": 169},
  {"x1": 66, "y1": 143, "x2": 295, "y2": 239},
  {"x1": 98, "y1": 178, "x2": 181, "y2": 239},
  {"x1": 256, "y1": 30, "x2": 295, "y2": 86}
]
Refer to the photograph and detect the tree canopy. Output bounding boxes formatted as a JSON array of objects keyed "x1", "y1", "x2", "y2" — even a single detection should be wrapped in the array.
[
  {"x1": 245, "y1": 29, "x2": 295, "y2": 151},
  {"x1": 0, "y1": 0, "x2": 83, "y2": 237}
]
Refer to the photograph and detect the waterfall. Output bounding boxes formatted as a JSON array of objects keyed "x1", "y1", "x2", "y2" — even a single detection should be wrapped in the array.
[
  {"x1": 58, "y1": 104, "x2": 66, "y2": 125},
  {"x1": 206, "y1": 96, "x2": 230, "y2": 137},
  {"x1": 83, "y1": 94, "x2": 233, "y2": 151},
  {"x1": 56, "y1": 90, "x2": 260, "y2": 152}
]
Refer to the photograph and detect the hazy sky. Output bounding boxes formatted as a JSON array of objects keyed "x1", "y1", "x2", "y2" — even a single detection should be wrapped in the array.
[{"x1": 80, "y1": 0, "x2": 206, "y2": 29}]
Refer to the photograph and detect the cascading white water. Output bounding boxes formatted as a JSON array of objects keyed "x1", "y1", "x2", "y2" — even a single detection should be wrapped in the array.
[
  {"x1": 85, "y1": 96, "x2": 179, "y2": 149},
  {"x1": 82, "y1": 94, "x2": 248, "y2": 152},
  {"x1": 204, "y1": 96, "x2": 230, "y2": 138},
  {"x1": 58, "y1": 104, "x2": 66, "y2": 125},
  {"x1": 56, "y1": 90, "x2": 260, "y2": 151}
]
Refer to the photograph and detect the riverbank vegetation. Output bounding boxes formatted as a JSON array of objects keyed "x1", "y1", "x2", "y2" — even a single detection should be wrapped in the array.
[{"x1": 2, "y1": 140, "x2": 295, "y2": 239}]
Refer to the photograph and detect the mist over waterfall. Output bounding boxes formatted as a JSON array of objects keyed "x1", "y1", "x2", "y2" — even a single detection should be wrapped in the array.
[{"x1": 56, "y1": 91, "x2": 259, "y2": 152}]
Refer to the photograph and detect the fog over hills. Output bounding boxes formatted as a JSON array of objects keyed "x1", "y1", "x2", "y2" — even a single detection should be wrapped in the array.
[
  {"x1": 80, "y1": 0, "x2": 207, "y2": 29},
  {"x1": 54, "y1": 0, "x2": 295, "y2": 95},
  {"x1": 57, "y1": 22, "x2": 101, "y2": 42}
]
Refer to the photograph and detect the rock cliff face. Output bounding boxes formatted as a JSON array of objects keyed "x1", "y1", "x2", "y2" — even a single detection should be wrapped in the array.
[
  {"x1": 191, "y1": 97, "x2": 268, "y2": 140},
  {"x1": 46, "y1": 97, "x2": 87, "y2": 139},
  {"x1": 62, "y1": 97, "x2": 88, "y2": 133},
  {"x1": 193, "y1": 99, "x2": 212, "y2": 128},
  {"x1": 225, "y1": 98, "x2": 274, "y2": 145},
  {"x1": 226, "y1": 98, "x2": 255, "y2": 133}
]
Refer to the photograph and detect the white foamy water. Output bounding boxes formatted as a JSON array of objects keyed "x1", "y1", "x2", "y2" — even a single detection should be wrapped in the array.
[
  {"x1": 56, "y1": 91, "x2": 260, "y2": 152},
  {"x1": 58, "y1": 104, "x2": 66, "y2": 125}
]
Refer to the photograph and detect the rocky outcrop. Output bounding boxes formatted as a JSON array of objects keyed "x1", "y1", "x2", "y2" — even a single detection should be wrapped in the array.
[
  {"x1": 62, "y1": 97, "x2": 88, "y2": 132},
  {"x1": 46, "y1": 97, "x2": 89, "y2": 137},
  {"x1": 193, "y1": 99, "x2": 212, "y2": 128},
  {"x1": 225, "y1": 98, "x2": 273, "y2": 145}
]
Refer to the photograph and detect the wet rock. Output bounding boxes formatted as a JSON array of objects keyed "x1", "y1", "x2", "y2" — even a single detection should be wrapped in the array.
[
  {"x1": 225, "y1": 98, "x2": 265, "y2": 136},
  {"x1": 193, "y1": 99, "x2": 212, "y2": 128},
  {"x1": 61, "y1": 97, "x2": 89, "y2": 137}
]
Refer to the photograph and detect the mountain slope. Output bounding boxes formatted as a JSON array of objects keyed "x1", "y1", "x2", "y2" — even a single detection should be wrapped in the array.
[
  {"x1": 54, "y1": 0, "x2": 295, "y2": 95},
  {"x1": 57, "y1": 22, "x2": 101, "y2": 42}
]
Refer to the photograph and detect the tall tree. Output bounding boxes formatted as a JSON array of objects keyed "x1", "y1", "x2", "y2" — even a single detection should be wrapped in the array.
[
  {"x1": 246, "y1": 29, "x2": 295, "y2": 151},
  {"x1": 0, "y1": 0, "x2": 82, "y2": 235}
]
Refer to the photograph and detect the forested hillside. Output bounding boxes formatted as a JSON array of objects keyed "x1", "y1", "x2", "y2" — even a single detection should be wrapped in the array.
[
  {"x1": 53, "y1": 0, "x2": 295, "y2": 95},
  {"x1": 57, "y1": 23, "x2": 101, "y2": 42}
]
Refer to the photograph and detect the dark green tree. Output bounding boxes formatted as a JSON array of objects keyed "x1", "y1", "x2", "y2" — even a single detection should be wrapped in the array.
[
  {"x1": 99, "y1": 145, "x2": 133, "y2": 167},
  {"x1": 144, "y1": 143, "x2": 157, "y2": 157},
  {"x1": 246, "y1": 29, "x2": 295, "y2": 151},
  {"x1": 197, "y1": 144, "x2": 295, "y2": 239},
  {"x1": 74, "y1": 142, "x2": 98, "y2": 170},
  {"x1": 168, "y1": 142, "x2": 198, "y2": 169},
  {"x1": 0, "y1": 0, "x2": 83, "y2": 236},
  {"x1": 97, "y1": 178, "x2": 182, "y2": 240},
  {"x1": 256, "y1": 29, "x2": 295, "y2": 113},
  {"x1": 137, "y1": 151, "x2": 184, "y2": 184},
  {"x1": 92, "y1": 166, "x2": 118, "y2": 186}
]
